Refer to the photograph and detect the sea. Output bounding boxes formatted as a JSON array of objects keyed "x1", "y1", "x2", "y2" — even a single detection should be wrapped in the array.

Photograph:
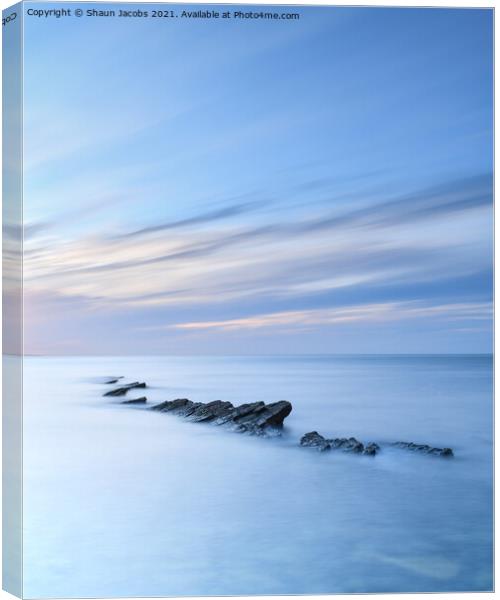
[{"x1": 19, "y1": 354, "x2": 493, "y2": 597}]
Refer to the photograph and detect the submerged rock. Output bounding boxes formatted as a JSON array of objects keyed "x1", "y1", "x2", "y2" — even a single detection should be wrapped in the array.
[
  {"x1": 120, "y1": 397, "x2": 147, "y2": 405},
  {"x1": 300, "y1": 435, "x2": 453, "y2": 459},
  {"x1": 300, "y1": 431, "x2": 331, "y2": 451},
  {"x1": 112, "y1": 381, "x2": 453, "y2": 460},
  {"x1": 300, "y1": 432, "x2": 379, "y2": 455},
  {"x1": 392, "y1": 441, "x2": 454, "y2": 457},
  {"x1": 104, "y1": 376, "x2": 124, "y2": 384},
  {"x1": 151, "y1": 398, "x2": 292, "y2": 435},
  {"x1": 327, "y1": 436, "x2": 365, "y2": 453},
  {"x1": 104, "y1": 382, "x2": 146, "y2": 397},
  {"x1": 363, "y1": 442, "x2": 380, "y2": 456}
]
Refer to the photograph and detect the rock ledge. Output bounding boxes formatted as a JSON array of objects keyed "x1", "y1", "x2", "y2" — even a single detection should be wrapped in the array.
[
  {"x1": 152, "y1": 398, "x2": 292, "y2": 435},
  {"x1": 300, "y1": 431, "x2": 379, "y2": 455},
  {"x1": 104, "y1": 382, "x2": 146, "y2": 397},
  {"x1": 391, "y1": 441, "x2": 454, "y2": 457}
]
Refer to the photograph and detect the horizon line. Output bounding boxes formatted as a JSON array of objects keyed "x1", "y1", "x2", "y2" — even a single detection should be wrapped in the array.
[{"x1": 6, "y1": 352, "x2": 494, "y2": 358}]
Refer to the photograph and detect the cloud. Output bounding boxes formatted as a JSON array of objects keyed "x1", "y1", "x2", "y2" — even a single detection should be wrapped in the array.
[
  {"x1": 22, "y1": 172, "x2": 492, "y2": 354},
  {"x1": 24, "y1": 173, "x2": 492, "y2": 284},
  {"x1": 166, "y1": 301, "x2": 492, "y2": 333},
  {"x1": 23, "y1": 193, "x2": 130, "y2": 241},
  {"x1": 302, "y1": 173, "x2": 493, "y2": 234},
  {"x1": 118, "y1": 200, "x2": 266, "y2": 239}
]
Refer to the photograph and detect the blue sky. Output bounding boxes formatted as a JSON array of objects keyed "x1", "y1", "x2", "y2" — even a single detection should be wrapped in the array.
[{"x1": 22, "y1": 4, "x2": 493, "y2": 354}]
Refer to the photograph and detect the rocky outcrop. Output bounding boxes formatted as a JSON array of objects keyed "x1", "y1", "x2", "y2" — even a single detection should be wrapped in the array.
[
  {"x1": 363, "y1": 442, "x2": 380, "y2": 456},
  {"x1": 152, "y1": 398, "x2": 292, "y2": 435},
  {"x1": 120, "y1": 397, "x2": 147, "y2": 405},
  {"x1": 391, "y1": 441, "x2": 454, "y2": 457},
  {"x1": 300, "y1": 431, "x2": 379, "y2": 455},
  {"x1": 100, "y1": 376, "x2": 454, "y2": 460},
  {"x1": 299, "y1": 431, "x2": 331, "y2": 451},
  {"x1": 329, "y1": 437, "x2": 365, "y2": 453},
  {"x1": 104, "y1": 382, "x2": 146, "y2": 397},
  {"x1": 300, "y1": 432, "x2": 454, "y2": 459}
]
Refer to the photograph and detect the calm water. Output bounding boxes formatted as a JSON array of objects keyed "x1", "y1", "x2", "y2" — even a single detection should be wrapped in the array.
[{"x1": 22, "y1": 355, "x2": 493, "y2": 597}]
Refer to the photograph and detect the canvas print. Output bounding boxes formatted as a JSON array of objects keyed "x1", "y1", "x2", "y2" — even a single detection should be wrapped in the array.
[{"x1": 2, "y1": 2, "x2": 494, "y2": 598}]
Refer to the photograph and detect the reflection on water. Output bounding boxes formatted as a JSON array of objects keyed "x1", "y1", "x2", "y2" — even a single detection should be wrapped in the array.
[{"x1": 23, "y1": 355, "x2": 493, "y2": 597}]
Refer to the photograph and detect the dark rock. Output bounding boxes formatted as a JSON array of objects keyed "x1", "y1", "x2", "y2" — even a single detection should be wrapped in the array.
[
  {"x1": 392, "y1": 441, "x2": 454, "y2": 458},
  {"x1": 187, "y1": 400, "x2": 234, "y2": 423},
  {"x1": 105, "y1": 376, "x2": 124, "y2": 384},
  {"x1": 225, "y1": 400, "x2": 291, "y2": 431},
  {"x1": 300, "y1": 431, "x2": 331, "y2": 451},
  {"x1": 151, "y1": 398, "x2": 192, "y2": 413},
  {"x1": 252, "y1": 401, "x2": 292, "y2": 429},
  {"x1": 440, "y1": 448, "x2": 454, "y2": 457},
  {"x1": 363, "y1": 442, "x2": 380, "y2": 456},
  {"x1": 226, "y1": 401, "x2": 265, "y2": 422},
  {"x1": 327, "y1": 436, "x2": 365, "y2": 453},
  {"x1": 104, "y1": 382, "x2": 147, "y2": 397},
  {"x1": 151, "y1": 398, "x2": 292, "y2": 436},
  {"x1": 301, "y1": 432, "x2": 379, "y2": 455},
  {"x1": 121, "y1": 397, "x2": 147, "y2": 405}
]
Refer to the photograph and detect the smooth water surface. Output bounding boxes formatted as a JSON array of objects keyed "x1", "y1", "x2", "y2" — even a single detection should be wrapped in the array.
[{"x1": 22, "y1": 355, "x2": 493, "y2": 597}]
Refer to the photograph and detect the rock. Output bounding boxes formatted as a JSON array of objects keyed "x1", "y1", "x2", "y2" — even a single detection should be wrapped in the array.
[
  {"x1": 299, "y1": 435, "x2": 453, "y2": 459},
  {"x1": 151, "y1": 398, "x2": 292, "y2": 435},
  {"x1": 252, "y1": 401, "x2": 292, "y2": 428},
  {"x1": 105, "y1": 376, "x2": 124, "y2": 384},
  {"x1": 363, "y1": 442, "x2": 380, "y2": 456},
  {"x1": 392, "y1": 441, "x2": 454, "y2": 458},
  {"x1": 216, "y1": 401, "x2": 265, "y2": 425},
  {"x1": 300, "y1": 431, "x2": 331, "y2": 451},
  {"x1": 151, "y1": 398, "x2": 192, "y2": 413},
  {"x1": 120, "y1": 397, "x2": 147, "y2": 405},
  {"x1": 327, "y1": 436, "x2": 364, "y2": 453},
  {"x1": 187, "y1": 400, "x2": 234, "y2": 423},
  {"x1": 104, "y1": 382, "x2": 146, "y2": 397},
  {"x1": 440, "y1": 448, "x2": 454, "y2": 457},
  {"x1": 301, "y1": 432, "x2": 379, "y2": 455}
]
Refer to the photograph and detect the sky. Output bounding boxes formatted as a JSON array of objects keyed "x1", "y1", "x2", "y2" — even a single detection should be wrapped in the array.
[{"x1": 21, "y1": 4, "x2": 493, "y2": 355}]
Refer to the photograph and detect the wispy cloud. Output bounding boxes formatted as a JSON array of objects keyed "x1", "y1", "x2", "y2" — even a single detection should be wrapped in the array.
[
  {"x1": 117, "y1": 200, "x2": 266, "y2": 239},
  {"x1": 21, "y1": 6, "x2": 493, "y2": 354},
  {"x1": 24, "y1": 174, "x2": 492, "y2": 303},
  {"x1": 165, "y1": 302, "x2": 492, "y2": 333}
]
